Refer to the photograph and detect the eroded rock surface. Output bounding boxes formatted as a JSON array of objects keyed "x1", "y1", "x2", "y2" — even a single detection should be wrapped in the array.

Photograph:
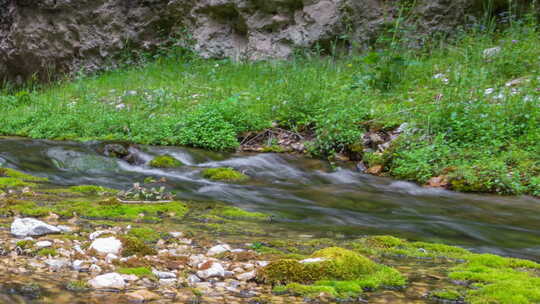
[{"x1": 0, "y1": 0, "x2": 533, "y2": 83}]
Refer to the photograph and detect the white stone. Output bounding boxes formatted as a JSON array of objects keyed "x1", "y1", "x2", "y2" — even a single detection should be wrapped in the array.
[
  {"x1": 57, "y1": 225, "x2": 72, "y2": 233},
  {"x1": 72, "y1": 260, "x2": 86, "y2": 271},
  {"x1": 90, "y1": 264, "x2": 102, "y2": 273},
  {"x1": 11, "y1": 218, "x2": 61, "y2": 237},
  {"x1": 169, "y1": 231, "x2": 183, "y2": 238},
  {"x1": 196, "y1": 262, "x2": 225, "y2": 279},
  {"x1": 121, "y1": 274, "x2": 139, "y2": 282},
  {"x1": 90, "y1": 237, "x2": 122, "y2": 255},
  {"x1": 88, "y1": 273, "x2": 126, "y2": 289},
  {"x1": 153, "y1": 270, "x2": 176, "y2": 279},
  {"x1": 207, "y1": 244, "x2": 231, "y2": 256},
  {"x1": 483, "y1": 46, "x2": 501, "y2": 58},
  {"x1": 256, "y1": 261, "x2": 269, "y2": 267},
  {"x1": 159, "y1": 278, "x2": 177, "y2": 286},
  {"x1": 236, "y1": 270, "x2": 256, "y2": 281},
  {"x1": 35, "y1": 241, "x2": 52, "y2": 248},
  {"x1": 105, "y1": 253, "x2": 118, "y2": 263}
]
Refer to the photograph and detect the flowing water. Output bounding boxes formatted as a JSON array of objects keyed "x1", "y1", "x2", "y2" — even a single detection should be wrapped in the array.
[{"x1": 2, "y1": 137, "x2": 540, "y2": 261}]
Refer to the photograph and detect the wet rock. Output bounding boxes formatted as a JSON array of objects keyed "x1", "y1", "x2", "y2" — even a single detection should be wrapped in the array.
[
  {"x1": 90, "y1": 237, "x2": 122, "y2": 255},
  {"x1": 125, "y1": 289, "x2": 160, "y2": 303},
  {"x1": 103, "y1": 144, "x2": 129, "y2": 158},
  {"x1": 88, "y1": 272, "x2": 126, "y2": 289},
  {"x1": 207, "y1": 244, "x2": 231, "y2": 256},
  {"x1": 367, "y1": 165, "x2": 383, "y2": 175},
  {"x1": 196, "y1": 261, "x2": 225, "y2": 279},
  {"x1": 11, "y1": 218, "x2": 61, "y2": 237}
]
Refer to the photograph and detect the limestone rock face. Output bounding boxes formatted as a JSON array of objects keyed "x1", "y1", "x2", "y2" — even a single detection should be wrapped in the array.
[{"x1": 0, "y1": 0, "x2": 533, "y2": 83}]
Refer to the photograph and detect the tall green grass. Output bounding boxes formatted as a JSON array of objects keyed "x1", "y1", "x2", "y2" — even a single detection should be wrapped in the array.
[{"x1": 1, "y1": 18, "x2": 539, "y2": 195}]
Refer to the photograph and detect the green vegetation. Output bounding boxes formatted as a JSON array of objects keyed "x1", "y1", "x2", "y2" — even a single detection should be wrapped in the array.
[
  {"x1": 430, "y1": 289, "x2": 463, "y2": 301},
  {"x1": 118, "y1": 267, "x2": 156, "y2": 279},
  {"x1": 16, "y1": 240, "x2": 35, "y2": 249},
  {"x1": 36, "y1": 248, "x2": 58, "y2": 256},
  {"x1": 259, "y1": 247, "x2": 405, "y2": 298},
  {"x1": 127, "y1": 227, "x2": 161, "y2": 243},
  {"x1": 148, "y1": 155, "x2": 183, "y2": 168},
  {"x1": 201, "y1": 167, "x2": 248, "y2": 182},
  {"x1": 69, "y1": 185, "x2": 117, "y2": 195},
  {"x1": 212, "y1": 206, "x2": 268, "y2": 220},
  {"x1": 120, "y1": 236, "x2": 157, "y2": 257},
  {"x1": 0, "y1": 196, "x2": 187, "y2": 222},
  {"x1": 0, "y1": 168, "x2": 47, "y2": 189},
  {"x1": 1, "y1": 19, "x2": 540, "y2": 195}
]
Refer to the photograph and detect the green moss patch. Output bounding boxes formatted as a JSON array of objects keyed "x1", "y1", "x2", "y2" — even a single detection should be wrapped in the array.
[
  {"x1": 201, "y1": 167, "x2": 248, "y2": 182},
  {"x1": 118, "y1": 267, "x2": 156, "y2": 279},
  {"x1": 127, "y1": 227, "x2": 161, "y2": 243},
  {"x1": 259, "y1": 247, "x2": 405, "y2": 298},
  {"x1": 0, "y1": 168, "x2": 47, "y2": 189},
  {"x1": 69, "y1": 185, "x2": 118, "y2": 195},
  {"x1": 149, "y1": 155, "x2": 183, "y2": 168},
  {"x1": 212, "y1": 206, "x2": 268, "y2": 220},
  {"x1": 120, "y1": 236, "x2": 157, "y2": 257}
]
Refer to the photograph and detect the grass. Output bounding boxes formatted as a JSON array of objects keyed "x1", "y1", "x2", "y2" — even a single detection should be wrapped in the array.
[{"x1": 1, "y1": 19, "x2": 540, "y2": 195}]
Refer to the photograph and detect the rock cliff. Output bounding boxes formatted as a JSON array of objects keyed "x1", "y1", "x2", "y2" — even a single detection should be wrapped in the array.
[{"x1": 0, "y1": 0, "x2": 532, "y2": 83}]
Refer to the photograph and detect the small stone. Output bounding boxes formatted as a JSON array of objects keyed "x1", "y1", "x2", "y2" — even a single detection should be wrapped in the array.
[
  {"x1": 159, "y1": 278, "x2": 177, "y2": 286},
  {"x1": 187, "y1": 274, "x2": 201, "y2": 284},
  {"x1": 196, "y1": 262, "x2": 225, "y2": 279},
  {"x1": 11, "y1": 218, "x2": 61, "y2": 237},
  {"x1": 105, "y1": 253, "x2": 118, "y2": 263},
  {"x1": 35, "y1": 241, "x2": 53, "y2": 248},
  {"x1": 72, "y1": 260, "x2": 87, "y2": 271},
  {"x1": 169, "y1": 231, "x2": 183, "y2": 238},
  {"x1": 88, "y1": 273, "x2": 126, "y2": 289},
  {"x1": 207, "y1": 244, "x2": 231, "y2": 256},
  {"x1": 152, "y1": 270, "x2": 176, "y2": 279},
  {"x1": 125, "y1": 289, "x2": 160, "y2": 303},
  {"x1": 483, "y1": 46, "x2": 501, "y2": 58},
  {"x1": 90, "y1": 237, "x2": 122, "y2": 255},
  {"x1": 236, "y1": 270, "x2": 256, "y2": 281},
  {"x1": 90, "y1": 264, "x2": 102, "y2": 273},
  {"x1": 45, "y1": 258, "x2": 69, "y2": 270},
  {"x1": 121, "y1": 274, "x2": 139, "y2": 282}
]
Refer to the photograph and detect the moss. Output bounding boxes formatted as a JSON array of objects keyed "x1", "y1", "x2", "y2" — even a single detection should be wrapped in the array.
[
  {"x1": 69, "y1": 185, "x2": 117, "y2": 195},
  {"x1": 259, "y1": 247, "x2": 406, "y2": 298},
  {"x1": 118, "y1": 267, "x2": 156, "y2": 279},
  {"x1": 120, "y1": 236, "x2": 157, "y2": 257},
  {"x1": 261, "y1": 145, "x2": 287, "y2": 153},
  {"x1": 448, "y1": 254, "x2": 540, "y2": 304},
  {"x1": 0, "y1": 168, "x2": 48, "y2": 181},
  {"x1": 431, "y1": 289, "x2": 463, "y2": 301},
  {"x1": 213, "y1": 206, "x2": 268, "y2": 220},
  {"x1": 274, "y1": 283, "x2": 338, "y2": 297},
  {"x1": 0, "y1": 177, "x2": 34, "y2": 189},
  {"x1": 201, "y1": 167, "x2": 249, "y2": 182},
  {"x1": 66, "y1": 280, "x2": 89, "y2": 292},
  {"x1": 259, "y1": 247, "x2": 378, "y2": 284},
  {"x1": 36, "y1": 248, "x2": 58, "y2": 256},
  {"x1": 16, "y1": 240, "x2": 35, "y2": 249},
  {"x1": 0, "y1": 200, "x2": 50, "y2": 217},
  {"x1": 149, "y1": 155, "x2": 183, "y2": 168},
  {"x1": 127, "y1": 227, "x2": 161, "y2": 243},
  {"x1": 53, "y1": 199, "x2": 188, "y2": 222},
  {"x1": 358, "y1": 236, "x2": 470, "y2": 259}
]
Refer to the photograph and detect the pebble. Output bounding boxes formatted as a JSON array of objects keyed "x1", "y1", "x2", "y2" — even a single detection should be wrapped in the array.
[
  {"x1": 90, "y1": 237, "x2": 122, "y2": 255},
  {"x1": 88, "y1": 272, "x2": 126, "y2": 289}
]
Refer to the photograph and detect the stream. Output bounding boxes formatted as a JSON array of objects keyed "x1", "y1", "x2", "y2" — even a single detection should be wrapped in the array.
[{"x1": 2, "y1": 137, "x2": 540, "y2": 261}]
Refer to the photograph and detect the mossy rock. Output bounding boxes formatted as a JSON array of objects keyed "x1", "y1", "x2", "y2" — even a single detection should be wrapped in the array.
[
  {"x1": 201, "y1": 167, "x2": 248, "y2": 182},
  {"x1": 69, "y1": 185, "x2": 117, "y2": 195},
  {"x1": 120, "y1": 236, "x2": 157, "y2": 257},
  {"x1": 258, "y1": 247, "x2": 378, "y2": 284},
  {"x1": 149, "y1": 155, "x2": 183, "y2": 168},
  {"x1": 260, "y1": 247, "x2": 405, "y2": 298}
]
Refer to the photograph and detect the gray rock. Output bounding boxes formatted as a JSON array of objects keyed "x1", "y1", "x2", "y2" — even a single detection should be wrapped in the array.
[
  {"x1": 187, "y1": 274, "x2": 201, "y2": 284},
  {"x1": 152, "y1": 270, "x2": 176, "y2": 279},
  {"x1": 207, "y1": 244, "x2": 231, "y2": 256},
  {"x1": 11, "y1": 218, "x2": 61, "y2": 237}
]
